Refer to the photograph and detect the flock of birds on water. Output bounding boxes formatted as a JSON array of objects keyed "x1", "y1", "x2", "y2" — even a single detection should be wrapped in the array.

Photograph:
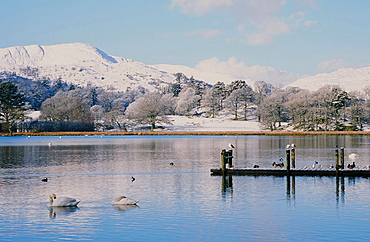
[
  {"x1": 42, "y1": 161, "x2": 178, "y2": 209},
  {"x1": 40, "y1": 141, "x2": 367, "y2": 209},
  {"x1": 26, "y1": 135, "x2": 170, "y2": 210},
  {"x1": 47, "y1": 193, "x2": 139, "y2": 210}
]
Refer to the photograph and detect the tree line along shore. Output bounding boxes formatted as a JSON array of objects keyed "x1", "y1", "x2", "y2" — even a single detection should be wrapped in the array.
[{"x1": 2, "y1": 70, "x2": 370, "y2": 135}]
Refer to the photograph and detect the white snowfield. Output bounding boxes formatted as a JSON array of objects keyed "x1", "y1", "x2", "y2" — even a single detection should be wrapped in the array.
[
  {"x1": 1, "y1": 43, "x2": 369, "y2": 92},
  {"x1": 163, "y1": 115, "x2": 262, "y2": 131},
  {"x1": 0, "y1": 43, "x2": 175, "y2": 92}
]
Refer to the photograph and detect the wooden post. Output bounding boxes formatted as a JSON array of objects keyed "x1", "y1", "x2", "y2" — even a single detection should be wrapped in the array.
[
  {"x1": 291, "y1": 148, "x2": 296, "y2": 168},
  {"x1": 335, "y1": 147, "x2": 339, "y2": 173},
  {"x1": 286, "y1": 148, "x2": 291, "y2": 175},
  {"x1": 340, "y1": 147, "x2": 344, "y2": 169},
  {"x1": 221, "y1": 149, "x2": 227, "y2": 174},
  {"x1": 228, "y1": 149, "x2": 233, "y2": 168}
]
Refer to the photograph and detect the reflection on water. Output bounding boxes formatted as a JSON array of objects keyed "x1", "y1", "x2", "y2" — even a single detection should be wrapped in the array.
[
  {"x1": 1, "y1": 135, "x2": 370, "y2": 241},
  {"x1": 220, "y1": 172, "x2": 354, "y2": 209},
  {"x1": 48, "y1": 206, "x2": 79, "y2": 218},
  {"x1": 112, "y1": 204, "x2": 138, "y2": 211}
]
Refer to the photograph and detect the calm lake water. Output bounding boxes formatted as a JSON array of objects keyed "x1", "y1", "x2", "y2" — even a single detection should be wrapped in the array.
[{"x1": 1, "y1": 135, "x2": 370, "y2": 241}]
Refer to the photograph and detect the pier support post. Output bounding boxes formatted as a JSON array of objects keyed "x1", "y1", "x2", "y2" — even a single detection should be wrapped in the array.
[
  {"x1": 221, "y1": 149, "x2": 227, "y2": 174},
  {"x1": 340, "y1": 147, "x2": 344, "y2": 169},
  {"x1": 228, "y1": 149, "x2": 233, "y2": 168},
  {"x1": 335, "y1": 147, "x2": 339, "y2": 173},
  {"x1": 286, "y1": 148, "x2": 291, "y2": 175},
  {"x1": 291, "y1": 148, "x2": 296, "y2": 168}
]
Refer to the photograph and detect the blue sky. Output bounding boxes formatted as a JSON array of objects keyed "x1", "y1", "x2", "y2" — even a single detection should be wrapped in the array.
[{"x1": 1, "y1": 0, "x2": 370, "y2": 83}]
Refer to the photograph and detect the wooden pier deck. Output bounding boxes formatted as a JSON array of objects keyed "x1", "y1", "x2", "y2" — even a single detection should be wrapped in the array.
[
  {"x1": 210, "y1": 168, "x2": 370, "y2": 177},
  {"x1": 213, "y1": 145, "x2": 370, "y2": 177}
]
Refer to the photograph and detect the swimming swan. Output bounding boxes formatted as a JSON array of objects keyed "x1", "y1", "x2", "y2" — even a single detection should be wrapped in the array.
[
  {"x1": 49, "y1": 194, "x2": 80, "y2": 207},
  {"x1": 111, "y1": 196, "x2": 139, "y2": 205}
]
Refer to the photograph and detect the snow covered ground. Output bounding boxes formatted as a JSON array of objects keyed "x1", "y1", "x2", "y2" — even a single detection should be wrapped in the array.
[{"x1": 163, "y1": 115, "x2": 262, "y2": 131}]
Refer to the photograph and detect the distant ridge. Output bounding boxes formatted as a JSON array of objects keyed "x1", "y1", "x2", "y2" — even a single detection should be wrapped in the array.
[{"x1": 286, "y1": 66, "x2": 370, "y2": 92}]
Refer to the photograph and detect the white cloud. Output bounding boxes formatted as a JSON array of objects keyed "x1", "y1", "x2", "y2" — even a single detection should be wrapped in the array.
[
  {"x1": 247, "y1": 20, "x2": 290, "y2": 45},
  {"x1": 316, "y1": 59, "x2": 350, "y2": 73},
  {"x1": 304, "y1": 20, "x2": 318, "y2": 27},
  {"x1": 295, "y1": 0, "x2": 319, "y2": 9},
  {"x1": 170, "y1": 0, "x2": 318, "y2": 46},
  {"x1": 169, "y1": 0, "x2": 232, "y2": 16},
  {"x1": 184, "y1": 29, "x2": 222, "y2": 40},
  {"x1": 195, "y1": 57, "x2": 300, "y2": 86}
]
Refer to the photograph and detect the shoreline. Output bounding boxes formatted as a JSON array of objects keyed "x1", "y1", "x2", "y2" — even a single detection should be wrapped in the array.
[{"x1": 3, "y1": 130, "x2": 370, "y2": 136}]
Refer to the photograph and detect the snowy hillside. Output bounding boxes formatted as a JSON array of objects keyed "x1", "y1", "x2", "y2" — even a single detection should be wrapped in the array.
[
  {"x1": 0, "y1": 43, "x2": 254, "y2": 92},
  {"x1": 151, "y1": 63, "x2": 255, "y2": 86},
  {"x1": 285, "y1": 66, "x2": 370, "y2": 92},
  {"x1": 0, "y1": 43, "x2": 176, "y2": 91}
]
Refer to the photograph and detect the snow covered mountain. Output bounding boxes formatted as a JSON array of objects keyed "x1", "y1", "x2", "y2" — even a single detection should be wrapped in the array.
[
  {"x1": 285, "y1": 66, "x2": 370, "y2": 92},
  {"x1": 0, "y1": 43, "x2": 254, "y2": 91},
  {"x1": 0, "y1": 43, "x2": 177, "y2": 91},
  {"x1": 1, "y1": 42, "x2": 369, "y2": 92}
]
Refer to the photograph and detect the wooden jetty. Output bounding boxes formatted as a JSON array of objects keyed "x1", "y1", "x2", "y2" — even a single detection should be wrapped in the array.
[
  {"x1": 210, "y1": 167, "x2": 370, "y2": 177},
  {"x1": 211, "y1": 146, "x2": 370, "y2": 177}
]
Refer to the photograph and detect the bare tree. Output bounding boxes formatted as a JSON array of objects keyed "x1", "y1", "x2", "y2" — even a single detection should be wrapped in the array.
[
  {"x1": 259, "y1": 90, "x2": 287, "y2": 130},
  {"x1": 125, "y1": 93, "x2": 171, "y2": 131},
  {"x1": 254, "y1": 81, "x2": 273, "y2": 122},
  {"x1": 40, "y1": 90, "x2": 93, "y2": 128},
  {"x1": 176, "y1": 88, "x2": 200, "y2": 116}
]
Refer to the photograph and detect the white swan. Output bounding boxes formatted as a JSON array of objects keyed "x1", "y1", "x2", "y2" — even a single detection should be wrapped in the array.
[
  {"x1": 49, "y1": 194, "x2": 80, "y2": 207},
  {"x1": 111, "y1": 196, "x2": 139, "y2": 205}
]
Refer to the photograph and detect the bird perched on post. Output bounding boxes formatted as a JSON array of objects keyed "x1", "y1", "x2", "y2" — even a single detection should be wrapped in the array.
[
  {"x1": 228, "y1": 143, "x2": 235, "y2": 149},
  {"x1": 291, "y1": 143, "x2": 296, "y2": 148},
  {"x1": 286, "y1": 144, "x2": 291, "y2": 149}
]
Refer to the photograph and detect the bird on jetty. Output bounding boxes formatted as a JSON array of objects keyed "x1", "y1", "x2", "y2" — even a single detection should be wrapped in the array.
[
  {"x1": 41, "y1": 177, "x2": 48, "y2": 182},
  {"x1": 349, "y1": 153, "x2": 359, "y2": 160},
  {"x1": 49, "y1": 194, "x2": 80, "y2": 207},
  {"x1": 329, "y1": 164, "x2": 335, "y2": 169},
  {"x1": 272, "y1": 161, "x2": 284, "y2": 168},
  {"x1": 253, "y1": 164, "x2": 259, "y2": 168},
  {"x1": 111, "y1": 196, "x2": 139, "y2": 205},
  {"x1": 170, "y1": 162, "x2": 174, "y2": 166},
  {"x1": 312, "y1": 161, "x2": 319, "y2": 169},
  {"x1": 347, "y1": 162, "x2": 356, "y2": 169},
  {"x1": 228, "y1": 143, "x2": 235, "y2": 149}
]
